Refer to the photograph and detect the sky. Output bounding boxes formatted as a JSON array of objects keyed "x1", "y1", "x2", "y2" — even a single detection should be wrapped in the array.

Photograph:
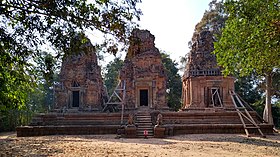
[
  {"x1": 137, "y1": 0, "x2": 211, "y2": 63},
  {"x1": 89, "y1": 0, "x2": 212, "y2": 68}
]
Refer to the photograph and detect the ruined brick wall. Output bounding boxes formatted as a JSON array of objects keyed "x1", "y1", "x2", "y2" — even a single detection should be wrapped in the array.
[
  {"x1": 55, "y1": 40, "x2": 105, "y2": 110},
  {"x1": 120, "y1": 29, "x2": 168, "y2": 110},
  {"x1": 182, "y1": 30, "x2": 235, "y2": 109},
  {"x1": 184, "y1": 31, "x2": 221, "y2": 78}
]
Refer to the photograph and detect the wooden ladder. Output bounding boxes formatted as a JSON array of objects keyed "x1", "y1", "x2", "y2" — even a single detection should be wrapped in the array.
[
  {"x1": 102, "y1": 80, "x2": 126, "y2": 124},
  {"x1": 229, "y1": 90, "x2": 265, "y2": 138}
]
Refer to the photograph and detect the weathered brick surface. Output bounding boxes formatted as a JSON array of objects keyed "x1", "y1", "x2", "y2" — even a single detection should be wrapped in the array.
[
  {"x1": 16, "y1": 125, "x2": 120, "y2": 137},
  {"x1": 54, "y1": 39, "x2": 105, "y2": 110},
  {"x1": 154, "y1": 127, "x2": 165, "y2": 138},
  {"x1": 160, "y1": 111, "x2": 273, "y2": 135},
  {"x1": 182, "y1": 30, "x2": 235, "y2": 109},
  {"x1": 17, "y1": 112, "x2": 129, "y2": 137},
  {"x1": 124, "y1": 126, "x2": 137, "y2": 138},
  {"x1": 120, "y1": 29, "x2": 168, "y2": 110},
  {"x1": 184, "y1": 31, "x2": 221, "y2": 78},
  {"x1": 17, "y1": 30, "x2": 273, "y2": 137}
]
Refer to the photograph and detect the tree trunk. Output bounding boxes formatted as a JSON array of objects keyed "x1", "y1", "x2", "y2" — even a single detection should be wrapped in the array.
[{"x1": 263, "y1": 73, "x2": 274, "y2": 125}]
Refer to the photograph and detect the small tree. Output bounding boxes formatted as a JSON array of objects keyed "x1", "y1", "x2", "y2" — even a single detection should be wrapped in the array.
[
  {"x1": 161, "y1": 53, "x2": 182, "y2": 111},
  {"x1": 214, "y1": 0, "x2": 280, "y2": 124},
  {"x1": 104, "y1": 57, "x2": 124, "y2": 96}
]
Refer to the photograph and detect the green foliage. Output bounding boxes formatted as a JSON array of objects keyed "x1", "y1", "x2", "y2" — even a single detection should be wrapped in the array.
[
  {"x1": 1, "y1": 0, "x2": 142, "y2": 54},
  {"x1": 181, "y1": 0, "x2": 227, "y2": 66},
  {"x1": 103, "y1": 53, "x2": 182, "y2": 111},
  {"x1": 104, "y1": 57, "x2": 124, "y2": 96},
  {"x1": 248, "y1": 99, "x2": 280, "y2": 128},
  {"x1": 0, "y1": 0, "x2": 141, "y2": 112},
  {"x1": 235, "y1": 73, "x2": 280, "y2": 127},
  {"x1": 195, "y1": 0, "x2": 227, "y2": 36},
  {"x1": 214, "y1": 0, "x2": 279, "y2": 124},
  {"x1": 161, "y1": 53, "x2": 182, "y2": 111},
  {"x1": 0, "y1": 109, "x2": 33, "y2": 132},
  {"x1": 0, "y1": 27, "x2": 33, "y2": 111},
  {"x1": 214, "y1": 0, "x2": 280, "y2": 76},
  {"x1": 272, "y1": 101, "x2": 280, "y2": 128},
  {"x1": 235, "y1": 74, "x2": 262, "y2": 104},
  {"x1": 271, "y1": 71, "x2": 280, "y2": 99},
  {"x1": 0, "y1": 52, "x2": 58, "y2": 131},
  {"x1": 34, "y1": 52, "x2": 58, "y2": 87}
]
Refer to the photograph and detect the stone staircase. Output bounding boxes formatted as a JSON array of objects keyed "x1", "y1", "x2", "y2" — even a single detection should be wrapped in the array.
[{"x1": 136, "y1": 112, "x2": 154, "y2": 138}]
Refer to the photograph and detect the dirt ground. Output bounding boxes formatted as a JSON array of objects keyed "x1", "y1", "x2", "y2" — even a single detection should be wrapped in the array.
[{"x1": 0, "y1": 132, "x2": 280, "y2": 157}]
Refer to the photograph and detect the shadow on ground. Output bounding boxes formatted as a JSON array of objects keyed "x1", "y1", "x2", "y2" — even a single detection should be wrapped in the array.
[
  {"x1": 0, "y1": 132, "x2": 280, "y2": 156},
  {"x1": 0, "y1": 132, "x2": 64, "y2": 156}
]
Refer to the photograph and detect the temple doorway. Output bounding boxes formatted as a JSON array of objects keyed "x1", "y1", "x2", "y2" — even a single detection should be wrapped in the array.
[
  {"x1": 140, "y1": 89, "x2": 148, "y2": 106},
  {"x1": 72, "y1": 91, "x2": 80, "y2": 107},
  {"x1": 210, "y1": 88, "x2": 222, "y2": 107}
]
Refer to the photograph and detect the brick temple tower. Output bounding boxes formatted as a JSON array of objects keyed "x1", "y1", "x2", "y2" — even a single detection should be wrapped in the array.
[
  {"x1": 119, "y1": 29, "x2": 168, "y2": 110},
  {"x1": 55, "y1": 36, "x2": 105, "y2": 111},
  {"x1": 182, "y1": 31, "x2": 235, "y2": 109}
]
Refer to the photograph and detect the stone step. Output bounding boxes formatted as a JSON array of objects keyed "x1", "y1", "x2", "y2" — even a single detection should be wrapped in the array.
[
  {"x1": 137, "y1": 117, "x2": 151, "y2": 119},
  {"x1": 137, "y1": 125, "x2": 153, "y2": 128},
  {"x1": 137, "y1": 130, "x2": 154, "y2": 134},
  {"x1": 137, "y1": 135, "x2": 154, "y2": 138},
  {"x1": 137, "y1": 127, "x2": 153, "y2": 130},
  {"x1": 136, "y1": 122, "x2": 152, "y2": 125},
  {"x1": 137, "y1": 114, "x2": 151, "y2": 116},
  {"x1": 136, "y1": 119, "x2": 152, "y2": 122},
  {"x1": 136, "y1": 120, "x2": 151, "y2": 122},
  {"x1": 137, "y1": 119, "x2": 152, "y2": 122},
  {"x1": 136, "y1": 128, "x2": 154, "y2": 133},
  {"x1": 136, "y1": 117, "x2": 152, "y2": 120},
  {"x1": 136, "y1": 120, "x2": 152, "y2": 122},
  {"x1": 137, "y1": 129, "x2": 154, "y2": 133},
  {"x1": 137, "y1": 127, "x2": 154, "y2": 130},
  {"x1": 136, "y1": 118, "x2": 151, "y2": 120},
  {"x1": 137, "y1": 134, "x2": 154, "y2": 137},
  {"x1": 137, "y1": 123, "x2": 152, "y2": 125},
  {"x1": 136, "y1": 121, "x2": 152, "y2": 124},
  {"x1": 136, "y1": 112, "x2": 154, "y2": 137},
  {"x1": 137, "y1": 114, "x2": 151, "y2": 117}
]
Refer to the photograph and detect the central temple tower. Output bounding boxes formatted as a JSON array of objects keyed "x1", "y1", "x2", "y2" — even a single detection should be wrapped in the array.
[{"x1": 119, "y1": 29, "x2": 168, "y2": 110}]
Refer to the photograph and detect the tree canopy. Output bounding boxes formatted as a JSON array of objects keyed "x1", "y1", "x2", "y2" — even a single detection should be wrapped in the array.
[
  {"x1": 104, "y1": 57, "x2": 124, "y2": 96},
  {"x1": 194, "y1": 0, "x2": 227, "y2": 36},
  {"x1": 213, "y1": 0, "x2": 280, "y2": 124},
  {"x1": 0, "y1": 0, "x2": 142, "y2": 111},
  {"x1": 181, "y1": 0, "x2": 227, "y2": 65},
  {"x1": 161, "y1": 53, "x2": 182, "y2": 111}
]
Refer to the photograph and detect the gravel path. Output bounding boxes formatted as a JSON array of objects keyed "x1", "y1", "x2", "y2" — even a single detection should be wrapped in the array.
[{"x1": 0, "y1": 132, "x2": 279, "y2": 157}]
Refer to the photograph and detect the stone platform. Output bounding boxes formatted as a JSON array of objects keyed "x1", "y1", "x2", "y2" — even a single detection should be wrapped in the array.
[
  {"x1": 17, "y1": 112, "x2": 129, "y2": 137},
  {"x1": 160, "y1": 110, "x2": 273, "y2": 136},
  {"x1": 16, "y1": 110, "x2": 274, "y2": 137}
]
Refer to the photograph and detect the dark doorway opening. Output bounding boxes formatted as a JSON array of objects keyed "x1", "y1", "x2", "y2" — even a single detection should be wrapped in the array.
[
  {"x1": 72, "y1": 91, "x2": 79, "y2": 107},
  {"x1": 140, "y1": 89, "x2": 148, "y2": 106},
  {"x1": 210, "y1": 88, "x2": 222, "y2": 107}
]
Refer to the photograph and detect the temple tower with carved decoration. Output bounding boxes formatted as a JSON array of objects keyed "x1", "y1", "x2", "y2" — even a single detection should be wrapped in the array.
[{"x1": 182, "y1": 31, "x2": 235, "y2": 109}]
